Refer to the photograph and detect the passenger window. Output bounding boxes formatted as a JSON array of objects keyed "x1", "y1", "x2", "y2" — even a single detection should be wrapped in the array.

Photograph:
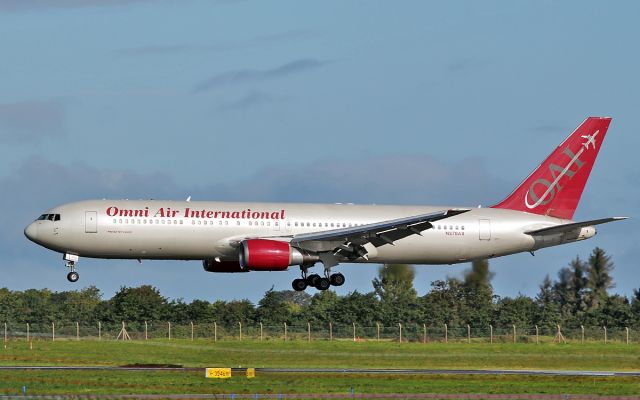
[
  {"x1": 461, "y1": 226, "x2": 465, "y2": 230},
  {"x1": 225, "y1": 220, "x2": 229, "y2": 225},
  {"x1": 113, "y1": 219, "x2": 117, "y2": 224},
  {"x1": 180, "y1": 220, "x2": 183, "y2": 224},
  {"x1": 125, "y1": 219, "x2": 129, "y2": 224},
  {"x1": 219, "y1": 220, "x2": 223, "y2": 225},
  {"x1": 295, "y1": 222, "x2": 298, "y2": 227}
]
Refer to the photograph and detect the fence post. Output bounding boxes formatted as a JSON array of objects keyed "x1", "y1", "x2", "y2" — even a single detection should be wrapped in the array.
[
  {"x1": 260, "y1": 322, "x2": 263, "y2": 341},
  {"x1": 581, "y1": 325, "x2": 584, "y2": 344},
  {"x1": 512, "y1": 325, "x2": 516, "y2": 343},
  {"x1": 168, "y1": 322, "x2": 171, "y2": 340},
  {"x1": 51, "y1": 322, "x2": 55, "y2": 342},
  {"x1": 626, "y1": 327, "x2": 629, "y2": 345},
  {"x1": 423, "y1": 324, "x2": 427, "y2": 344},
  {"x1": 307, "y1": 322, "x2": 311, "y2": 342},
  {"x1": 191, "y1": 321, "x2": 194, "y2": 341},
  {"x1": 444, "y1": 324, "x2": 448, "y2": 343},
  {"x1": 376, "y1": 323, "x2": 380, "y2": 341},
  {"x1": 284, "y1": 322, "x2": 287, "y2": 341},
  {"x1": 535, "y1": 325, "x2": 539, "y2": 344},
  {"x1": 145, "y1": 321, "x2": 148, "y2": 340},
  {"x1": 214, "y1": 322, "x2": 217, "y2": 342},
  {"x1": 398, "y1": 323, "x2": 402, "y2": 343},
  {"x1": 239, "y1": 322, "x2": 242, "y2": 341},
  {"x1": 4, "y1": 323, "x2": 6, "y2": 342},
  {"x1": 76, "y1": 322, "x2": 79, "y2": 341},
  {"x1": 490, "y1": 325, "x2": 493, "y2": 344},
  {"x1": 98, "y1": 322, "x2": 101, "y2": 341},
  {"x1": 26, "y1": 323, "x2": 29, "y2": 342},
  {"x1": 353, "y1": 323, "x2": 356, "y2": 342},
  {"x1": 603, "y1": 326, "x2": 607, "y2": 344},
  {"x1": 467, "y1": 324, "x2": 471, "y2": 344},
  {"x1": 329, "y1": 322, "x2": 333, "y2": 341}
]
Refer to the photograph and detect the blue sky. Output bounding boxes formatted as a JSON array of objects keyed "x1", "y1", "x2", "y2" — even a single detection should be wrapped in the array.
[{"x1": 1, "y1": 0, "x2": 638, "y2": 303}]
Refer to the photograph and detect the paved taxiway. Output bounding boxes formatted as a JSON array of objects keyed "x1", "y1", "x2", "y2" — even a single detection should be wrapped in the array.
[{"x1": 0, "y1": 366, "x2": 638, "y2": 377}]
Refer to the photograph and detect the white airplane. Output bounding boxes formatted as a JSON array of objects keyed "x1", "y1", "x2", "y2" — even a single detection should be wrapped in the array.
[{"x1": 24, "y1": 117, "x2": 626, "y2": 291}]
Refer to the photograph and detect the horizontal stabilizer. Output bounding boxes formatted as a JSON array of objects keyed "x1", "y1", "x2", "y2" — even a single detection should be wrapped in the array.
[{"x1": 524, "y1": 217, "x2": 627, "y2": 236}]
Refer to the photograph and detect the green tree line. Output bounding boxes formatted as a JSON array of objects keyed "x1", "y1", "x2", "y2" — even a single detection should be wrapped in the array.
[{"x1": 1, "y1": 247, "x2": 638, "y2": 329}]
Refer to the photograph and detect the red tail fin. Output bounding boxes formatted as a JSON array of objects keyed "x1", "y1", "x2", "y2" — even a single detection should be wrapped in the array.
[{"x1": 492, "y1": 117, "x2": 611, "y2": 220}]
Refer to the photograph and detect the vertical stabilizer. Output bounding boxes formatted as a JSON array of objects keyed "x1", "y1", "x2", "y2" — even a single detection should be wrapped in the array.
[{"x1": 492, "y1": 117, "x2": 611, "y2": 220}]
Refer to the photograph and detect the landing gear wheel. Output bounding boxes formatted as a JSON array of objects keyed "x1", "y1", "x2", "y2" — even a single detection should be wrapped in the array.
[
  {"x1": 306, "y1": 274, "x2": 321, "y2": 287},
  {"x1": 292, "y1": 278, "x2": 307, "y2": 292},
  {"x1": 330, "y1": 273, "x2": 345, "y2": 286},
  {"x1": 67, "y1": 271, "x2": 79, "y2": 283},
  {"x1": 316, "y1": 277, "x2": 331, "y2": 291}
]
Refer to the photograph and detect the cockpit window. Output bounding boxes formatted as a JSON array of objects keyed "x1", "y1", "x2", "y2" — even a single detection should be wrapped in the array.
[{"x1": 37, "y1": 214, "x2": 61, "y2": 221}]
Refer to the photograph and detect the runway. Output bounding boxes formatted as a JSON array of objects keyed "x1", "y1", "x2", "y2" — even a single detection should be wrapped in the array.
[{"x1": 0, "y1": 366, "x2": 638, "y2": 377}]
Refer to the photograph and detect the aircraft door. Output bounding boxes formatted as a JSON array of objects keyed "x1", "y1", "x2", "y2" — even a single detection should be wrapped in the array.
[
  {"x1": 478, "y1": 219, "x2": 491, "y2": 240},
  {"x1": 85, "y1": 211, "x2": 97, "y2": 233}
]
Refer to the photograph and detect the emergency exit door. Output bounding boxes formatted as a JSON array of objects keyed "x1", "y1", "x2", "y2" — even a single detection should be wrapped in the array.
[
  {"x1": 478, "y1": 219, "x2": 491, "y2": 240},
  {"x1": 85, "y1": 211, "x2": 97, "y2": 233}
]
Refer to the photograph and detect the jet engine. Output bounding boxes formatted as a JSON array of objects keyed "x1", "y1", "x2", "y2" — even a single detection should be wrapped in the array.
[
  {"x1": 239, "y1": 239, "x2": 318, "y2": 271},
  {"x1": 202, "y1": 260, "x2": 248, "y2": 273}
]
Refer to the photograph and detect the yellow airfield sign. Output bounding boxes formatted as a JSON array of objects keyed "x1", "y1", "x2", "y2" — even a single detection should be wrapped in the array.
[{"x1": 205, "y1": 368, "x2": 232, "y2": 379}]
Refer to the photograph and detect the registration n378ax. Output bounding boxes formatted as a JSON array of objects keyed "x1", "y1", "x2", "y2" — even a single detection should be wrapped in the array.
[{"x1": 24, "y1": 117, "x2": 626, "y2": 291}]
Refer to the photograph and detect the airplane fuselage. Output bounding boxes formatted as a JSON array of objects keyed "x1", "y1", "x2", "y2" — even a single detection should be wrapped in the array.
[{"x1": 27, "y1": 199, "x2": 585, "y2": 265}]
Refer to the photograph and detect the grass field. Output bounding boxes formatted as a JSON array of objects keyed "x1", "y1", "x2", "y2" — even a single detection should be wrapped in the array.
[{"x1": 1, "y1": 339, "x2": 639, "y2": 396}]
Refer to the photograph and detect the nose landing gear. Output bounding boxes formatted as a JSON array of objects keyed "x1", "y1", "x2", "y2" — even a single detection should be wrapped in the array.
[{"x1": 64, "y1": 253, "x2": 80, "y2": 283}]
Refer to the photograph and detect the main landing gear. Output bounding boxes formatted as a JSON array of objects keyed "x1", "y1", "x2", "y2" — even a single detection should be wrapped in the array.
[
  {"x1": 64, "y1": 253, "x2": 80, "y2": 283},
  {"x1": 292, "y1": 267, "x2": 345, "y2": 292}
]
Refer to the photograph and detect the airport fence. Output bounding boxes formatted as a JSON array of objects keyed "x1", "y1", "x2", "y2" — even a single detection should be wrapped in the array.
[{"x1": 2, "y1": 321, "x2": 638, "y2": 344}]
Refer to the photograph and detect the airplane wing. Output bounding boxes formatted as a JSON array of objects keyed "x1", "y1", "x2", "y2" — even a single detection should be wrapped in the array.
[
  {"x1": 289, "y1": 209, "x2": 470, "y2": 261},
  {"x1": 524, "y1": 217, "x2": 627, "y2": 236}
]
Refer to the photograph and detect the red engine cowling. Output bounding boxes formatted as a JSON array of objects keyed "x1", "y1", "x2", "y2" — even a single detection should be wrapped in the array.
[
  {"x1": 240, "y1": 239, "x2": 306, "y2": 271},
  {"x1": 202, "y1": 260, "x2": 248, "y2": 273}
]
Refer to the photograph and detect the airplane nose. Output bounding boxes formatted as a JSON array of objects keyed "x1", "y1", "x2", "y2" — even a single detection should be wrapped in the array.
[{"x1": 24, "y1": 223, "x2": 38, "y2": 241}]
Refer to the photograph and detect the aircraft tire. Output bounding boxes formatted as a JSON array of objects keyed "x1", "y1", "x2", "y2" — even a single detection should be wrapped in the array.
[
  {"x1": 67, "y1": 271, "x2": 79, "y2": 283},
  {"x1": 306, "y1": 274, "x2": 321, "y2": 287},
  {"x1": 292, "y1": 278, "x2": 307, "y2": 292},
  {"x1": 316, "y1": 277, "x2": 331, "y2": 291},
  {"x1": 330, "y1": 273, "x2": 345, "y2": 286}
]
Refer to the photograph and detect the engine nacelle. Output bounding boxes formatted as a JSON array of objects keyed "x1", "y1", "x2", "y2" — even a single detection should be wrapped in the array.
[
  {"x1": 202, "y1": 260, "x2": 248, "y2": 273},
  {"x1": 239, "y1": 239, "x2": 317, "y2": 271}
]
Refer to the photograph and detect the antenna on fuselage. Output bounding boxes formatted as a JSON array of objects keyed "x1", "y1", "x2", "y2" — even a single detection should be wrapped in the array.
[{"x1": 186, "y1": 196, "x2": 191, "y2": 202}]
